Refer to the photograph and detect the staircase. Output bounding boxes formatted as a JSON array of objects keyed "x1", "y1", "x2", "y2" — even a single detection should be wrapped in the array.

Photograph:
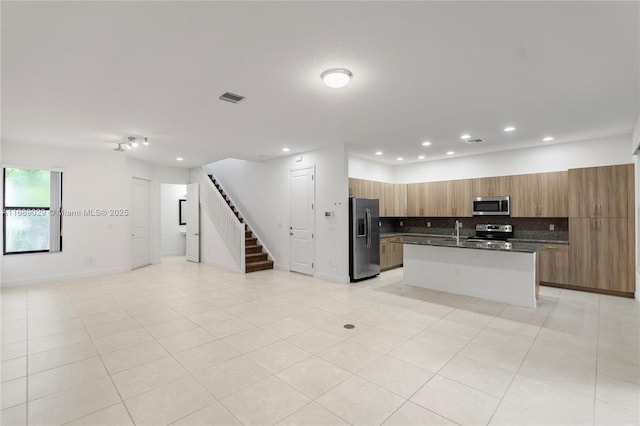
[{"x1": 208, "y1": 176, "x2": 274, "y2": 273}]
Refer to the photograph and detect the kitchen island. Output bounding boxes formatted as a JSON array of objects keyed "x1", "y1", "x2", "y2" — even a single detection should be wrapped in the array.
[{"x1": 393, "y1": 236, "x2": 543, "y2": 308}]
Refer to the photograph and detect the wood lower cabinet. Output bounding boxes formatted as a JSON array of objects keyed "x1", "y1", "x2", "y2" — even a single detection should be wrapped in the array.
[
  {"x1": 569, "y1": 218, "x2": 632, "y2": 294},
  {"x1": 380, "y1": 237, "x2": 403, "y2": 271},
  {"x1": 537, "y1": 244, "x2": 569, "y2": 285}
]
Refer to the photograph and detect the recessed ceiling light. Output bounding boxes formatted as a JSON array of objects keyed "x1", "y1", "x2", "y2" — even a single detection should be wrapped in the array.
[
  {"x1": 282, "y1": 147, "x2": 290, "y2": 152},
  {"x1": 542, "y1": 136, "x2": 554, "y2": 142},
  {"x1": 396, "y1": 157, "x2": 404, "y2": 161},
  {"x1": 418, "y1": 155, "x2": 425, "y2": 159},
  {"x1": 446, "y1": 151, "x2": 455, "y2": 155},
  {"x1": 422, "y1": 141, "x2": 432, "y2": 146},
  {"x1": 321, "y1": 68, "x2": 353, "y2": 89},
  {"x1": 504, "y1": 126, "x2": 516, "y2": 132},
  {"x1": 460, "y1": 134, "x2": 471, "y2": 140},
  {"x1": 375, "y1": 151, "x2": 383, "y2": 156},
  {"x1": 176, "y1": 157, "x2": 184, "y2": 161}
]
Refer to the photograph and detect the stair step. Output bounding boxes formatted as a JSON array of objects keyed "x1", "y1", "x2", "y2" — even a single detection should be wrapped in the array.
[
  {"x1": 246, "y1": 252, "x2": 267, "y2": 262},
  {"x1": 245, "y1": 244, "x2": 262, "y2": 254},
  {"x1": 245, "y1": 237, "x2": 257, "y2": 245},
  {"x1": 246, "y1": 260, "x2": 274, "y2": 273},
  {"x1": 245, "y1": 230, "x2": 253, "y2": 238}
]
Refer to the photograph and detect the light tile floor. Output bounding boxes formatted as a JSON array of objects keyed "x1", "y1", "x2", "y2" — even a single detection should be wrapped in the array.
[{"x1": 1, "y1": 257, "x2": 639, "y2": 425}]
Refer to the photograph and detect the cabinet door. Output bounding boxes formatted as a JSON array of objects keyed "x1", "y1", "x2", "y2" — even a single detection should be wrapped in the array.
[
  {"x1": 596, "y1": 218, "x2": 630, "y2": 291},
  {"x1": 392, "y1": 241, "x2": 404, "y2": 266},
  {"x1": 348, "y1": 178, "x2": 358, "y2": 198},
  {"x1": 539, "y1": 171, "x2": 568, "y2": 217},
  {"x1": 472, "y1": 176, "x2": 511, "y2": 197},
  {"x1": 392, "y1": 184, "x2": 407, "y2": 216},
  {"x1": 511, "y1": 174, "x2": 542, "y2": 217},
  {"x1": 538, "y1": 244, "x2": 569, "y2": 285},
  {"x1": 569, "y1": 218, "x2": 596, "y2": 288},
  {"x1": 449, "y1": 179, "x2": 472, "y2": 217},
  {"x1": 424, "y1": 181, "x2": 447, "y2": 216},
  {"x1": 407, "y1": 183, "x2": 421, "y2": 216},
  {"x1": 568, "y1": 167, "x2": 598, "y2": 217},
  {"x1": 598, "y1": 165, "x2": 629, "y2": 218}
]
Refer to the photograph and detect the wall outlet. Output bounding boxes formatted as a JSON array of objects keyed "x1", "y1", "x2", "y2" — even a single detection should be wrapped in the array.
[
  {"x1": 399, "y1": 220, "x2": 404, "y2": 227},
  {"x1": 549, "y1": 224, "x2": 555, "y2": 231},
  {"x1": 427, "y1": 221, "x2": 431, "y2": 228}
]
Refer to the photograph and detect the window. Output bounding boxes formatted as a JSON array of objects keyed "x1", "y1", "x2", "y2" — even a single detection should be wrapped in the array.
[{"x1": 3, "y1": 168, "x2": 62, "y2": 254}]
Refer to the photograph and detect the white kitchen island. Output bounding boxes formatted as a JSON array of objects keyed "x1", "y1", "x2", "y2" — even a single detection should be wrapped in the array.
[{"x1": 396, "y1": 237, "x2": 542, "y2": 308}]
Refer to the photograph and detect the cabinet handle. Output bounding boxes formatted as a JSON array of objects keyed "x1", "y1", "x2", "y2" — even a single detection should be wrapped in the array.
[{"x1": 592, "y1": 204, "x2": 596, "y2": 217}]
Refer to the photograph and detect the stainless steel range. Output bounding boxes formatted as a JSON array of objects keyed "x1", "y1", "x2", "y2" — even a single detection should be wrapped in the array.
[{"x1": 467, "y1": 224, "x2": 513, "y2": 242}]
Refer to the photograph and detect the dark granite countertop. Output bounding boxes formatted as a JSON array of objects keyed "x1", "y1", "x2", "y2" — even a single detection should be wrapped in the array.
[
  {"x1": 380, "y1": 232, "x2": 568, "y2": 245},
  {"x1": 391, "y1": 235, "x2": 544, "y2": 253}
]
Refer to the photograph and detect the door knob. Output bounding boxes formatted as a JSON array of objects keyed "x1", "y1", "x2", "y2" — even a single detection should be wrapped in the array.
[
  {"x1": 289, "y1": 232, "x2": 293, "y2": 235},
  {"x1": 193, "y1": 233, "x2": 199, "y2": 236}
]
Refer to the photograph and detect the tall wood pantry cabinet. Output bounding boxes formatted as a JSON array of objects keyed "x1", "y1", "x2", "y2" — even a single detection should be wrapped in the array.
[{"x1": 568, "y1": 164, "x2": 634, "y2": 295}]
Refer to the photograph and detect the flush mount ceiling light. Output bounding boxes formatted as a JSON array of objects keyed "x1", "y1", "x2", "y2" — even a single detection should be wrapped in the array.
[
  {"x1": 504, "y1": 126, "x2": 516, "y2": 132},
  {"x1": 176, "y1": 157, "x2": 184, "y2": 161},
  {"x1": 460, "y1": 134, "x2": 471, "y2": 140},
  {"x1": 422, "y1": 141, "x2": 432, "y2": 146},
  {"x1": 321, "y1": 68, "x2": 353, "y2": 88}
]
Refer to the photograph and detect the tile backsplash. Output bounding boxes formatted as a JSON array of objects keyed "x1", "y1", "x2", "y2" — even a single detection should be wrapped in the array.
[{"x1": 380, "y1": 216, "x2": 568, "y2": 241}]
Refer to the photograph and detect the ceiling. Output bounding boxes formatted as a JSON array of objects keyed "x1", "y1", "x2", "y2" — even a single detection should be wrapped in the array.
[{"x1": 2, "y1": 1, "x2": 638, "y2": 168}]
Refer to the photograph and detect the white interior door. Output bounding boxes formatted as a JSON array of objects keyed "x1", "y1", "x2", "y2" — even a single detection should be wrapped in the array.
[
  {"x1": 186, "y1": 183, "x2": 200, "y2": 262},
  {"x1": 289, "y1": 166, "x2": 315, "y2": 275},
  {"x1": 131, "y1": 177, "x2": 150, "y2": 269}
]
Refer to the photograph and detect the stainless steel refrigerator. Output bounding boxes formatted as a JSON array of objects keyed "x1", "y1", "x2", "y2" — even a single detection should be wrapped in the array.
[{"x1": 349, "y1": 197, "x2": 380, "y2": 281}]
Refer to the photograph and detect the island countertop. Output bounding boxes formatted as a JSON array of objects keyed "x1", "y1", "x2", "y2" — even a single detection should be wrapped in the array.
[{"x1": 391, "y1": 235, "x2": 544, "y2": 253}]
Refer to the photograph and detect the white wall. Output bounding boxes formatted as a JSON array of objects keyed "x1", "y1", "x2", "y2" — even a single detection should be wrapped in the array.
[
  {"x1": 1, "y1": 142, "x2": 189, "y2": 286},
  {"x1": 348, "y1": 156, "x2": 395, "y2": 182},
  {"x1": 160, "y1": 184, "x2": 187, "y2": 256},
  {"x1": 392, "y1": 134, "x2": 633, "y2": 183},
  {"x1": 204, "y1": 143, "x2": 350, "y2": 283}
]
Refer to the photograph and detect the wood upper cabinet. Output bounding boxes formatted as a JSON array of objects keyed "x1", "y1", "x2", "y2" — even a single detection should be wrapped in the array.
[
  {"x1": 568, "y1": 164, "x2": 630, "y2": 218},
  {"x1": 407, "y1": 182, "x2": 430, "y2": 216},
  {"x1": 537, "y1": 244, "x2": 569, "y2": 285},
  {"x1": 392, "y1": 184, "x2": 407, "y2": 216},
  {"x1": 472, "y1": 176, "x2": 512, "y2": 197},
  {"x1": 569, "y1": 218, "x2": 631, "y2": 293},
  {"x1": 449, "y1": 179, "x2": 472, "y2": 217},
  {"x1": 349, "y1": 178, "x2": 407, "y2": 217},
  {"x1": 511, "y1": 171, "x2": 568, "y2": 217}
]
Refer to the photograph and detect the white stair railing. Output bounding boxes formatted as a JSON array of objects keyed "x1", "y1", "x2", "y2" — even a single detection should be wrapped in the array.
[{"x1": 194, "y1": 168, "x2": 245, "y2": 273}]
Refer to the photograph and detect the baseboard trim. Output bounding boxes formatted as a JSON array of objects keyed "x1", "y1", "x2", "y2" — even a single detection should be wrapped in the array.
[
  {"x1": 540, "y1": 282, "x2": 634, "y2": 298},
  {"x1": 1, "y1": 266, "x2": 131, "y2": 288}
]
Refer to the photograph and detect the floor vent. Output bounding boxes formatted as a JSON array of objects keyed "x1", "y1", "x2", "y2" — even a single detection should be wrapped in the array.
[{"x1": 219, "y1": 92, "x2": 245, "y2": 104}]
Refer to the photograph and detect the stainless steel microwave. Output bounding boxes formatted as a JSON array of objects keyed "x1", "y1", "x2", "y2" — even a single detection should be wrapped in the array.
[{"x1": 472, "y1": 196, "x2": 510, "y2": 216}]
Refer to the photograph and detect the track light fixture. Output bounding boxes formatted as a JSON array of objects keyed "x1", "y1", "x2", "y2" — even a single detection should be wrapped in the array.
[{"x1": 114, "y1": 136, "x2": 149, "y2": 152}]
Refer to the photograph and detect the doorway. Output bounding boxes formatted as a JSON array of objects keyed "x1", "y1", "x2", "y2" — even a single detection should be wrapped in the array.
[
  {"x1": 289, "y1": 166, "x2": 315, "y2": 275},
  {"x1": 131, "y1": 177, "x2": 150, "y2": 269}
]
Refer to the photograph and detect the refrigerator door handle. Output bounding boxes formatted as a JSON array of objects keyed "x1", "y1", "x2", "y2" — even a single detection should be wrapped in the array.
[{"x1": 365, "y1": 208, "x2": 371, "y2": 249}]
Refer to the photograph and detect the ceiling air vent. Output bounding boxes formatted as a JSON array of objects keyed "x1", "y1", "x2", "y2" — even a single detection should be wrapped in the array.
[
  {"x1": 464, "y1": 138, "x2": 484, "y2": 144},
  {"x1": 219, "y1": 92, "x2": 245, "y2": 104}
]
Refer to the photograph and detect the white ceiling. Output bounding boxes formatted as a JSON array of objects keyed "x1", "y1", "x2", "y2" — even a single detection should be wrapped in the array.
[{"x1": 2, "y1": 1, "x2": 638, "y2": 168}]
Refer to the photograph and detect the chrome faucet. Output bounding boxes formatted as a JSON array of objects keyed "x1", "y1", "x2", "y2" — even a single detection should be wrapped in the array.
[{"x1": 454, "y1": 220, "x2": 462, "y2": 244}]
